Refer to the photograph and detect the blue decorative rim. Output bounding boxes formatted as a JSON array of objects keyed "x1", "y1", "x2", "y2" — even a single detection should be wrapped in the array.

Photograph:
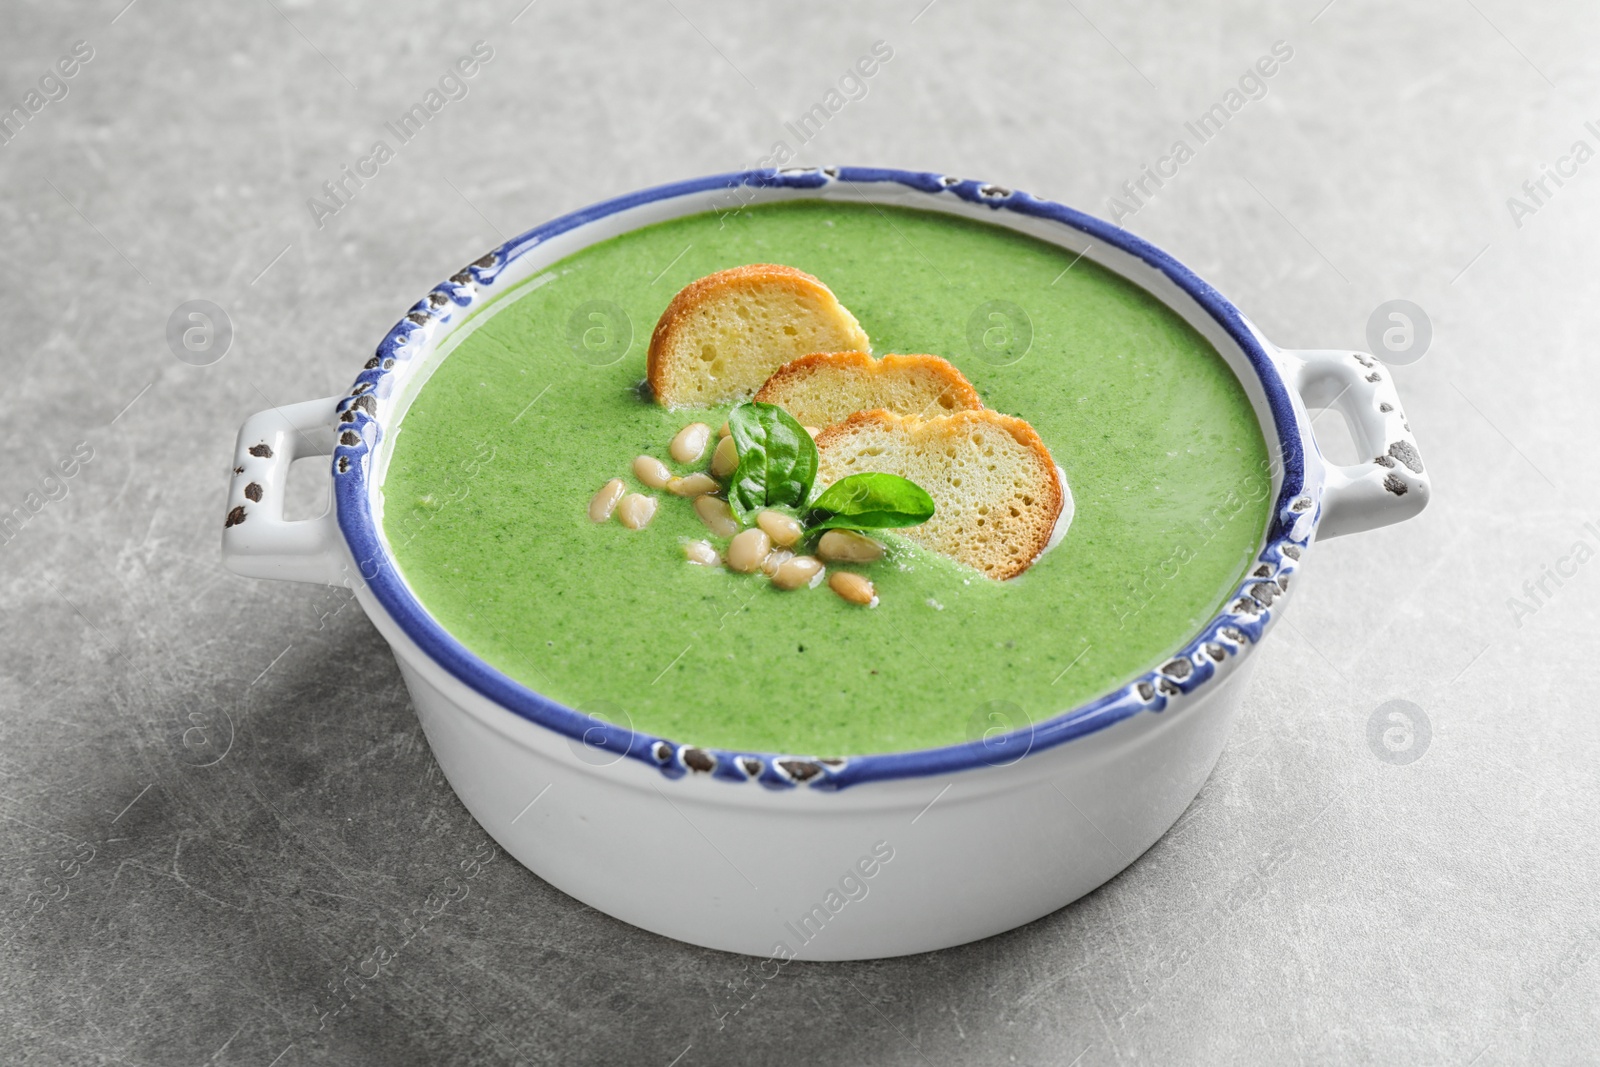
[{"x1": 330, "y1": 167, "x2": 1315, "y2": 791}]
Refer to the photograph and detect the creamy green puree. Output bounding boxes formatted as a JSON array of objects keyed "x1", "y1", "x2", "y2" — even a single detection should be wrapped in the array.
[{"x1": 381, "y1": 202, "x2": 1271, "y2": 756}]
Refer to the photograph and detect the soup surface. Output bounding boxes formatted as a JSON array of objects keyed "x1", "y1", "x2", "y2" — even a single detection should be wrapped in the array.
[{"x1": 381, "y1": 201, "x2": 1272, "y2": 755}]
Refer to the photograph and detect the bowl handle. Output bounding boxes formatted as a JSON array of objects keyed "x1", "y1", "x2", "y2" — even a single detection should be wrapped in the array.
[
  {"x1": 221, "y1": 395, "x2": 347, "y2": 585},
  {"x1": 1282, "y1": 349, "x2": 1431, "y2": 539}
]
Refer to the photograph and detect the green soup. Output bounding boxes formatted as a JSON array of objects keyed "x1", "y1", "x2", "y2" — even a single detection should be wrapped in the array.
[{"x1": 381, "y1": 201, "x2": 1271, "y2": 756}]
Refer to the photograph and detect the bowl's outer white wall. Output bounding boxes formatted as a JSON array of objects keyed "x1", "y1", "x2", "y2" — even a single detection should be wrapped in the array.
[{"x1": 364, "y1": 549, "x2": 1256, "y2": 959}]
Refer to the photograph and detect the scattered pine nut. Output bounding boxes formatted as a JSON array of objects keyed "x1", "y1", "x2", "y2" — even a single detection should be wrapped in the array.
[
  {"x1": 772, "y1": 555, "x2": 823, "y2": 590},
  {"x1": 710, "y1": 435, "x2": 738, "y2": 479},
  {"x1": 668, "y1": 472, "x2": 720, "y2": 497},
  {"x1": 829, "y1": 571, "x2": 875, "y2": 606},
  {"x1": 670, "y1": 422, "x2": 712, "y2": 464},
  {"x1": 817, "y1": 529, "x2": 885, "y2": 563},
  {"x1": 757, "y1": 510, "x2": 804, "y2": 547},
  {"x1": 694, "y1": 495, "x2": 740, "y2": 538},
  {"x1": 633, "y1": 455, "x2": 671, "y2": 489},
  {"x1": 762, "y1": 548, "x2": 794, "y2": 577},
  {"x1": 588, "y1": 479, "x2": 625, "y2": 522},
  {"x1": 616, "y1": 493, "x2": 657, "y2": 530},
  {"x1": 683, "y1": 540, "x2": 720, "y2": 566},
  {"x1": 727, "y1": 528, "x2": 772, "y2": 573},
  {"x1": 718, "y1": 422, "x2": 730, "y2": 439}
]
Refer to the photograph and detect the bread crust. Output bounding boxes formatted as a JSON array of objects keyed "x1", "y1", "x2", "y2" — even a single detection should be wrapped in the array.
[
  {"x1": 814, "y1": 409, "x2": 1062, "y2": 580},
  {"x1": 754, "y1": 352, "x2": 983, "y2": 425},
  {"x1": 646, "y1": 264, "x2": 868, "y2": 407}
]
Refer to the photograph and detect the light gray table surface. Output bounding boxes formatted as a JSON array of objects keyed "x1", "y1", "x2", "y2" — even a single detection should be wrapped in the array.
[{"x1": 3, "y1": 1, "x2": 1596, "y2": 1063}]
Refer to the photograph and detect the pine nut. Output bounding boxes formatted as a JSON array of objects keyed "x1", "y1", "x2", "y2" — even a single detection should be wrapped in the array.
[
  {"x1": 804, "y1": 426, "x2": 821, "y2": 438},
  {"x1": 588, "y1": 478, "x2": 624, "y2": 522},
  {"x1": 710, "y1": 435, "x2": 738, "y2": 479},
  {"x1": 772, "y1": 555, "x2": 823, "y2": 590},
  {"x1": 668, "y1": 472, "x2": 719, "y2": 497},
  {"x1": 757, "y1": 510, "x2": 804, "y2": 547},
  {"x1": 829, "y1": 571, "x2": 875, "y2": 605},
  {"x1": 762, "y1": 548, "x2": 793, "y2": 577},
  {"x1": 683, "y1": 540, "x2": 720, "y2": 566},
  {"x1": 633, "y1": 455, "x2": 671, "y2": 489},
  {"x1": 616, "y1": 493, "x2": 657, "y2": 530},
  {"x1": 694, "y1": 495, "x2": 740, "y2": 538},
  {"x1": 817, "y1": 529, "x2": 884, "y2": 563},
  {"x1": 726, "y1": 528, "x2": 772, "y2": 573},
  {"x1": 718, "y1": 422, "x2": 730, "y2": 439},
  {"x1": 670, "y1": 422, "x2": 712, "y2": 464}
]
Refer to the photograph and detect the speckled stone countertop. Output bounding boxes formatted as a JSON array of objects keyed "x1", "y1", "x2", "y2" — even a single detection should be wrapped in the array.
[{"x1": 2, "y1": 1, "x2": 1596, "y2": 1063}]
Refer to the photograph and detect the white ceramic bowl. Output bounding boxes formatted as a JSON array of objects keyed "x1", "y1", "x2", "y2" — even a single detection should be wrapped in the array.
[{"x1": 221, "y1": 168, "x2": 1429, "y2": 960}]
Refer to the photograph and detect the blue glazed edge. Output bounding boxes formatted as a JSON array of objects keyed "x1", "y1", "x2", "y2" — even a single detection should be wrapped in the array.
[{"x1": 329, "y1": 167, "x2": 1315, "y2": 792}]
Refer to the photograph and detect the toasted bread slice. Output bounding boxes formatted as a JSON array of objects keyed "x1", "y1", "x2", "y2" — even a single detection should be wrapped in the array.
[
  {"x1": 814, "y1": 409, "x2": 1062, "y2": 580},
  {"x1": 754, "y1": 351, "x2": 984, "y2": 427},
  {"x1": 647, "y1": 264, "x2": 871, "y2": 407}
]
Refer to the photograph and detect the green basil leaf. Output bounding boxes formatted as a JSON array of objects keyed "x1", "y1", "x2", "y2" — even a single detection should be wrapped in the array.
[
  {"x1": 726, "y1": 401, "x2": 818, "y2": 519},
  {"x1": 808, "y1": 472, "x2": 935, "y2": 532}
]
